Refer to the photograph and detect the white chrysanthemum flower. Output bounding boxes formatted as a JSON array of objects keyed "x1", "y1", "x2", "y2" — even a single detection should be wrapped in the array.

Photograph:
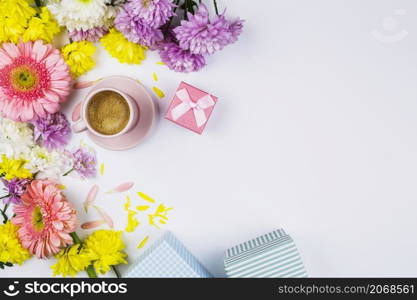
[
  {"x1": 0, "y1": 117, "x2": 34, "y2": 157},
  {"x1": 47, "y1": 0, "x2": 110, "y2": 31},
  {"x1": 23, "y1": 146, "x2": 69, "y2": 179},
  {"x1": 105, "y1": 0, "x2": 125, "y2": 19}
]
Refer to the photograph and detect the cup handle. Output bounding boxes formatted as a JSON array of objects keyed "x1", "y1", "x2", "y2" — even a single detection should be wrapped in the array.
[{"x1": 72, "y1": 120, "x2": 87, "y2": 133}]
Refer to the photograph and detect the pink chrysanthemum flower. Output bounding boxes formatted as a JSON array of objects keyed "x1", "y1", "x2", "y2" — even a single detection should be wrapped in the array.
[
  {"x1": 12, "y1": 180, "x2": 77, "y2": 259},
  {"x1": 68, "y1": 26, "x2": 109, "y2": 42},
  {"x1": 0, "y1": 41, "x2": 72, "y2": 122}
]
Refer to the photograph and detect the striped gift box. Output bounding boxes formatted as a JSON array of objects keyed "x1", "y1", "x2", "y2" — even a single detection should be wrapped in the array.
[
  {"x1": 126, "y1": 231, "x2": 212, "y2": 278},
  {"x1": 224, "y1": 229, "x2": 308, "y2": 278}
]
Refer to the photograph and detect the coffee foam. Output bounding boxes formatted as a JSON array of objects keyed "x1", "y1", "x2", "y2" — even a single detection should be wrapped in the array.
[{"x1": 87, "y1": 91, "x2": 130, "y2": 135}]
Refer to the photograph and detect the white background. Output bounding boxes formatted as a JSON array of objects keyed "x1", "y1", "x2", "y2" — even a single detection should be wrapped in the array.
[{"x1": 4, "y1": 0, "x2": 417, "y2": 277}]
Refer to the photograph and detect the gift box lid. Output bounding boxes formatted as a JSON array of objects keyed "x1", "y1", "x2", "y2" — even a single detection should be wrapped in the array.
[
  {"x1": 126, "y1": 231, "x2": 212, "y2": 278},
  {"x1": 224, "y1": 229, "x2": 307, "y2": 278}
]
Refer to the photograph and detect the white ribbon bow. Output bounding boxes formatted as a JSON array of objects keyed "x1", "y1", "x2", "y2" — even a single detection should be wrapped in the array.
[{"x1": 171, "y1": 88, "x2": 215, "y2": 128}]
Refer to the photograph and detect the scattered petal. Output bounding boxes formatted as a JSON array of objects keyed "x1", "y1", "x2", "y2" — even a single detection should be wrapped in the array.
[
  {"x1": 148, "y1": 203, "x2": 172, "y2": 228},
  {"x1": 99, "y1": 163, "x2": 105, "y2": 176},
  {"x1": 93, "y1": 205, "x2": 114, "y2": 228},
  {"x1": 156, "y1": 61, "x2": 165, "y2": 65},
  {"x1": 73, "y1": 78, "x2": 102, "y2": 89},
  {"x1": 136, "y1": 205, "x2": 150, "y2": 211},
  {"x1": 57, "y1": 184, "x2": 66, "y2": 190},
  {"x1": 152, "y1": 86, "x2": 165, "y2": 98},
  {"x1": 155, "y1": 204, "x2": 173, "y2": 215},
  {"x1": 81, "y1": 220, "x2": 106, "y2": 229},
  {"x1": 84, "y1": 184, "x2": 98, "y2": 213},
  {"x1": 137, "y1": 192, "x2": 155, "y2": 203},
  {"x1": 126, "y1": 210, "x2": 139, "y2": 232},
  {"x1": 106, "y1": 182, "x2": 135, "y2": 194},
  {"x1": 72, "y1": 102, "x2": 82, "y2": 122},
  {"x1": 152, "y1": 72, "x2": 158, "y2": 82},
  {"x1": 148, "y1": 214, "x2": 160, "y2": 229},
  {"x1": 124, "y1": 195, "x2": 131, "y2": 211},
  {"x1": 137, "y1": 236, "x2": 149, "y2": 249}
]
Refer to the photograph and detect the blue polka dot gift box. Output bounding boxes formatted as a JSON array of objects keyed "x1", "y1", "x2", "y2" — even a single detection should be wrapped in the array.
[
  {"x1": 224, "y1": 229, "x2": 308, "y2": 278},
  {"x1": 126, "y1": 231, "x2": 212, "y2": 278}
]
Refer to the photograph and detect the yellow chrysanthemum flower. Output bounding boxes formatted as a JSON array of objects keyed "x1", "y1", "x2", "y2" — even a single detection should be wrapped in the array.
[
  {"x1": 0, "y1": 155, "x2": 32, "y2": 180},
  {"x1": 62, "y1": 41, "x2": 96, "y2": 78},
  {"x1": 0, "y1": 221, "x2": 31, "y2": 265},
  {"x1": 23, "y1": 7, "x2": 61, "y2": 43},
  {"x1": 84, "y1": 230, "x2": 127, "y2": 275},
  {"x1": 0, "y1": 0, "x2": 36, "y2": 43},
  {"x1": 0, "y1": 18, "x2": 25, "y2": 44},
  {"x1": 51, "y1": 244, "x2": 94, "y2": 277},
  {"x1": 100, "y1": 28, "x2": 147, "y2": 65},
  {"x1": 0, "y1": 0, "x2": 36, "y2": 21}
]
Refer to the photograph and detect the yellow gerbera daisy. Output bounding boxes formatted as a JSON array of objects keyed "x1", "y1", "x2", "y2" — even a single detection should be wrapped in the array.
[
  {"x1": 84, "y1": 230, "x2": 127, "y2": 275},
  {"x1": 100, "y1": 28, "x2": 147, "y2": 65},
  {"x1": 0, "y1": 155, "x2": 32, "y2": 180},
  {"x1": 0, "y1": 221, "x2": 31, "y2": 265},
  {"x1": 51, "y1": 244, "x2": 94, "y2": 277},
  {"x1": 23, "y1": 7, "x2": 61, "y2": 43},
  {"x1": 62, "y1": 41, "x2": 96, "y2": 78}
]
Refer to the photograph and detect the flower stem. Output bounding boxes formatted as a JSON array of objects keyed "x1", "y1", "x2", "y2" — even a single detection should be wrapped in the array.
[
  {"x1": 213, "y1": 0, "x2": 219, "y2": 15},
  {"x1": 63, "y1": 168, "x2": 74, "y2": 177},
  {"x1": 86, "y1": 265, "x2": 98, "y2": 278},
  {"x1": 70, "y1": 232, "x2": 82, "y2": 244},
  {"x1": 112, "y1": 265, "x2": 121, "y2": 278},
  {"x1": 70, "y1": 232, "x2": 98, "y2": 278},
  {"x1": 1, "y1": 203, "x2": 9, "y2": 224},
  {"x1": 0, "y1": 194, "x2": 10, "y2": 200},
  {"x1": 184, "y1": 0, "x2": 188, "y2": 20},
  {"x1": 174, "y1": 0, "x2": 180, "y2": 12},
  {"x1": 34, "y1": 0, "x2": 42, "y2": 7}
]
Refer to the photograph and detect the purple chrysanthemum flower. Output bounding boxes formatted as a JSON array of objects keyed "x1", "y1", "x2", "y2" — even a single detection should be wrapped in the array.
[
  {"x1": 115, "y1": 6, "x2": 165, "y2": 47},
  {"x1": 1, "y1": 178, "x2": 30, "y2": 204},
  {"x1": 123, "y1": 0, "x2": 176, "y2": 28},
  {"x1": 159, "y1": 42, "x2": 206, "y2": 73},
  {"x1": 68, "y1": 26, "x2": 109, "y2": 42},
  {"x1": 173, "y1": 4, "x2": 244, "y2": 56},
  {"x1": 33, "y1": 112, "x2": 71, "y2": 150},
  {"x1": 70, "y1": 147, "x2": 97, "y2": 179}
]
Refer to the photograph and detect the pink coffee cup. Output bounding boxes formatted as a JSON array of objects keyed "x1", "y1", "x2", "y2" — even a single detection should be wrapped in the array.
[{"x1": 72, "y1": 87, "x2": 139, "y2": 138}]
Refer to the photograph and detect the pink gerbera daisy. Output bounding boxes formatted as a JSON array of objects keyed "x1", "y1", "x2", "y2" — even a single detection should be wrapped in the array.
[
  {"x1": 12, "y1": 180, "x2": 77, "y2": 259},
  {"x1": 0, "y1": 40, "x2": 72, "y2": 122}
]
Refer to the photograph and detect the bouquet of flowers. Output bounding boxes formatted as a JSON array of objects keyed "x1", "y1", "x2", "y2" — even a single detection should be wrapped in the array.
[
  {"x1": 47, "y1": 0, "x2": 243, "y2": 73},
  {"x1": 0, "y1": 116, "x2": 127, "y2": 278},
  {"x1": 0, "y1": 0, "x2": 241, "y2": 278}
]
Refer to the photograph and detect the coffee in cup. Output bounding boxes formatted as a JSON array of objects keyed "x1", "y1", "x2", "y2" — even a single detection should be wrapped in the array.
[{"x1": 86, "y1": 91, "x2": 130, "y2": 136}]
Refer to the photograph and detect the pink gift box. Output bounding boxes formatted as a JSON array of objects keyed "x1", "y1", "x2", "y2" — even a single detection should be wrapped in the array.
[{"x1": 165, "y1": 82, "x2": 218, "y2": 134}]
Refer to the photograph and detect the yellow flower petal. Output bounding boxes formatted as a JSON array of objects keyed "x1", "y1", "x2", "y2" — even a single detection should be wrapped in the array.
[
  {"x1": 125, "y1": 210, "x2": 139, "y2": 233},
  {"x1": 124, "y1": 195, "x2": 131, "y2": 211},
  {"x1": 137, "y1": 236, "x2": 149, "y2": 249},
  {"x1": 137, "y1": 192, "x2": 155, "y2": 203},
  {"x1": 152, "y1": 72, "x2": 158, "y2": 82},
  {"x1": 136, "y1": 205, "x2": 150, "y2": 211},
  {"x1": 152, "y1": 86, "x2": 165, "y2": 99},
  {"x1": 100, "y1": 163, "x2": 105, "y2": 176}
]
